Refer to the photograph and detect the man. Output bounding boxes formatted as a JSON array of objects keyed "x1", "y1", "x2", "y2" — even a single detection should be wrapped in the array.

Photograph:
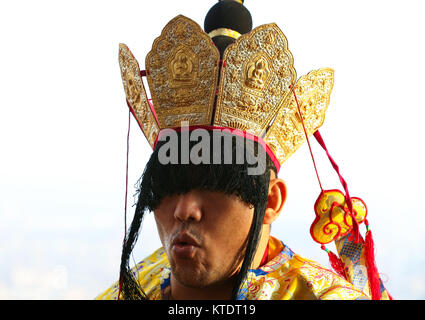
[
  {"x1": 97, "y1": 0, "x2": 391, "y2": 300},
  {"x1": 97, "y1": 131, "x2": 368, "y2": 300}
]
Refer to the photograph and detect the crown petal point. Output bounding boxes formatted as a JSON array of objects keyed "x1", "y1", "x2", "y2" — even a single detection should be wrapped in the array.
[{"x1": 119, "y1": 42, "x2": 159, "y2": 148}]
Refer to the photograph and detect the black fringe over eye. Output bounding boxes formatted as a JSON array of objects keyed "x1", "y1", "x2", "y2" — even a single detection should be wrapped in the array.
[{"x1": 118, "y1": 130, "x2": 276, "y2": 300}]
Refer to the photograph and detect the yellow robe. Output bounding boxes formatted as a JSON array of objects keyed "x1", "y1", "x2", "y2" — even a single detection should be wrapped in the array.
[{"x1": 96, "y1": 236, "x2": 378, "y2": 300}]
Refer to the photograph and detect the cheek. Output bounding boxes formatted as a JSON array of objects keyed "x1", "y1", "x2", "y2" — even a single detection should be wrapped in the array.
[
  {"x1": 153, "y1": 212, "x2": 172, "y2": 250},
  {"x1": 206, "y1": 208, "x2": 253, "y2": 253}
]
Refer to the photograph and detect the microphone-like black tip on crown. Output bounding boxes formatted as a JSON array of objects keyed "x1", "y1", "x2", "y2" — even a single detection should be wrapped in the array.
[{"x1": 204, "y1": 0, "x2": 252, "y2": 57}]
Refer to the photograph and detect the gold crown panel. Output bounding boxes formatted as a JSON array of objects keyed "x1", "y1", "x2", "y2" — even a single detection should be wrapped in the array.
[
  {"x1": 145, "y1": 15, "x2": 220, "y2": 128},
  {"x1": 119, "y1": 43, "x2": 160, "y2": 148},
  {"x1": 214, "y1": 23, "x2": 297, "y2": 137},
  {"x1": 264, "y1": 68, "x2": 334, "y2": 164}
]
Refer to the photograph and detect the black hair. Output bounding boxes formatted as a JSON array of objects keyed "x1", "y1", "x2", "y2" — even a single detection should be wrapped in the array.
[{"x1": 118, "y1": 130, "x2": 276, "y2": 299}]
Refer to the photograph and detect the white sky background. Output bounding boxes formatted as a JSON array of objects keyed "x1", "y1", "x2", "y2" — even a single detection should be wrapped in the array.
[{"x1": 0, "y1": 0, "x2": 424, "y2": 299}]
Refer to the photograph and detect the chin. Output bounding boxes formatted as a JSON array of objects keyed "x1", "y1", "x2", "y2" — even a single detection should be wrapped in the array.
[{"x1": 171, "y1": 264, "x2": 218, "y2": 289}]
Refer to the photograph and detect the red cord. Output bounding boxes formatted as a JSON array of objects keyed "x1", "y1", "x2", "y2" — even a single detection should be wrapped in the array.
[
  {"x1": 291, "y1": 85, "x2": 385, "y2": 298},
  {"x1": 290, "y1": 85, "x2": 324, "y2": 193},
  {"x1": 290, "y1": 86, "x2": 360, "y2": 242},
  {"x1": 313, "y1": 131, "x2": 360, "y2": 243},
  {"x1": 117, "y1": 109, "x2": 131, "y2": 300}
]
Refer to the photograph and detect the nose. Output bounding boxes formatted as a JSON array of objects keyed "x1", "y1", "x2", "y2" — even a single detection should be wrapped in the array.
[{"x1": 173, "y1": 192, "x2": 203, "y2": 223}]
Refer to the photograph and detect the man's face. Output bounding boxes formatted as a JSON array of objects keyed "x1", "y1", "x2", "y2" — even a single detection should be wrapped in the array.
[{"x1": 154, "y1": 190, "x2": 254, "y2": 288}]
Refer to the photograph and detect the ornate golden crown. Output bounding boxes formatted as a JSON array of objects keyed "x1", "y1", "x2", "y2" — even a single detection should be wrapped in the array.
[{"x1": 119, "y1": 15, "x2": 334, "y2": 167}]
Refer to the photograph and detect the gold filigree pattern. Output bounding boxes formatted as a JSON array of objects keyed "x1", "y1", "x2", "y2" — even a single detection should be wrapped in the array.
[
  {"x1": 264, "y1": 68, "x2": 334, "y2": 164},
  {"x1": 214, "y1": 23, "x2": 297, "y2": 137},
  {"x1": 145, "y1": 15, "x2": 220, "y2": 128},
  {"x1": 119, "y1": 43, "x2": 159, "y2": 148}
]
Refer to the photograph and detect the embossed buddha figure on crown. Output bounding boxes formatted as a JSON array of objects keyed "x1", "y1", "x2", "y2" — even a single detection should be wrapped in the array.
[
  {"x1": 172, "y1": 50, "x2": 193, "y2": 82},
  {"x1": 246, "y1": 56, "x2": 269, "y2": 90}
]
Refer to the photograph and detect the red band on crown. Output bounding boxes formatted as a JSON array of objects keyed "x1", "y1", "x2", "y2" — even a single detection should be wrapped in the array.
[{"x1": 153, "y1": 125, "x2": 281, "y2": 173}]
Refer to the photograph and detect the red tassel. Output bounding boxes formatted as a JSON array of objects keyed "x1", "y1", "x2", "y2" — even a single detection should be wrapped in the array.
[
  {"x1": 364, "y1": 219, "x2": 381, "y2": 300},
  {"x1": 321, "y1": 245, "x2": 347, "y2": 280}
]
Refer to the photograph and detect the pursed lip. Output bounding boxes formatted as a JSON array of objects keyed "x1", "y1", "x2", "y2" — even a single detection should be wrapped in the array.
[
  {"x1": 171, "y1": 232, "x2": 201, "y2": 259},
  {"x1": 171, "y1": 232, "x2": 201, "y2": 247}
]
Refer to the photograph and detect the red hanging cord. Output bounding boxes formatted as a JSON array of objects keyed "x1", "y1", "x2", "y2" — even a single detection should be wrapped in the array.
[
  {"x1": 290, "y1": 85, "x2": 360, "y2": 242},
  {"x1": 289, "y1": 85, "x2": 324, "y2": 193},
  {"x1": 290, "y1": 86, "x2": 386, "y2": 299},
  {"x1": 290, "y1": 86, "x2": 349, "y2": 276},
  {"x1": 117, "y1": 108, "x2": 131, "y2": 300},
  {"x1": 313, "y1": 131, "x2": 360, "y2": 243}
]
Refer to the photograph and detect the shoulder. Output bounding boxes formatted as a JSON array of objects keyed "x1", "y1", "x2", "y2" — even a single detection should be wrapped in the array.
[
  {"x1": 289, "y1": 253, "x2": 369, "y2": 300},
  {"x1": 95, "y1": 247, "x2": 169, "y2": 300},
  {"x1": 246, "y1": 238, "x2": 368, "y2": 300}
]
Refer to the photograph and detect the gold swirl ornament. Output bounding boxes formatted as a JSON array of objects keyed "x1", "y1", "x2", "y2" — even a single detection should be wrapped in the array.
[{"x1": 310, "y1": 190, "x2": 367, "y2": 244}]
